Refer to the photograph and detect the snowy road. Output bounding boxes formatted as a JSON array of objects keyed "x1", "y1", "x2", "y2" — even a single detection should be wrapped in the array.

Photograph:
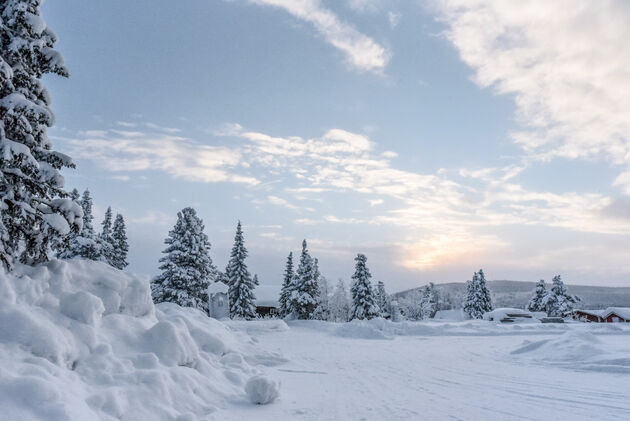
[{"x1": 218, "y1": 321, "x2": 630, "y2": 421}]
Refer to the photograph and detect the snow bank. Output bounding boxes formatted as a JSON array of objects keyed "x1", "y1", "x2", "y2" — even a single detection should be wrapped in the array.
[
  {"x1": 511, "y1": 331, "x2": 630, "y2": 373},
  {"x1": 0, "y1": 259, "x2": 281, "y2": 420}
]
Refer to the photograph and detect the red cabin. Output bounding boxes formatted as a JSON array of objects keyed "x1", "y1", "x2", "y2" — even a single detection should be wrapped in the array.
[
  {"x1": 602, "y1": 308, "x2": 630, "y2": 323},
  {"x1": 572, "y1": 309, "x2": 604, "y2": 323}
]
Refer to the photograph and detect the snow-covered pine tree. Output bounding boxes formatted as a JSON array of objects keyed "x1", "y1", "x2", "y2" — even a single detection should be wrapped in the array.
[
  {"x1": 526, "y1": 279, "x2": 546, "y2": 313},
  {"x1": 278, "y1": 251, "x2": 294, "y2": 317},
  {"x1": 151, "y1": 207, "x2": 217, "y2": 314},
  {"x1": 313, "y1": 273, "x2": 330, "y2": 321},
  {"x1": 0, "y1": 0, "x2": 81, "y2": 269},
  {"x1": 350, "y1": 253, "x2": 379, "y2": 320},
  {"x1": 463, "y1": 269, "x2": 493, "y2": 319},
  {"x1": 374, "y1": 281, "x2": 391, "y2": 319},
  {"x1": 111, "y1": 213, "x2": 128, "y2": 269},
  {"x1": 542, "y1": 275, "x2": 579, "y2": 317},
  {"x1": 420, "y1": 282, "x2": 439, "y2": 319},
  {"x1": 329, "y1": 279, "x2": 350, "y2": 322},
  {"x1": 59, "y1": 189, "x2": 102, "y2": 261},
  {"x1": 99, "y1": 206, "x2": 115, "y2": 265},
  {"x1": 226, "y1": 221, "x2": 257, "y2": 319},
  {"x1": 291, "y1": 239, "x2": 319, "y2": 319}
]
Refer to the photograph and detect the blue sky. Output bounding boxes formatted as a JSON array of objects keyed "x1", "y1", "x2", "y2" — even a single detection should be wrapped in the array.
[{"x1": 41, "y1": 0, "x2": 630, "y2": 292}]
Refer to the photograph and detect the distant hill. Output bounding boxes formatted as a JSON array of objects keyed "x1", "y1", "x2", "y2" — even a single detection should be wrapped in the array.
[{"x1": 393, "y1": 280, "x2": 630, "y2": 310}]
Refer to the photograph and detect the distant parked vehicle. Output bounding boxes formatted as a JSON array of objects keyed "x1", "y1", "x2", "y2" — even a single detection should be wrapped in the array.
[{"x1": 483, "y1": 308, "x2": 541, "y2": 323}]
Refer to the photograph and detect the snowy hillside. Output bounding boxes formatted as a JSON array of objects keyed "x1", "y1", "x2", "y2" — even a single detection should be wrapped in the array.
[
  {"x1": 394, "y1": 280, "x2": 630, "y2": 309},
  {"x1": 0, "y1": 260, "x2": 283, "y2": 420}
]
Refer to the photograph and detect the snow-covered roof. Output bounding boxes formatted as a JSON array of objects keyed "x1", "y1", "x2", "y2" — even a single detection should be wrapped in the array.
[
  {"x1": 603, "y1": 307, "x2": 630, "y2": 320},
  {"x1": 573, "y1": 309, "x2": 605, "y2": 317},
  {"x1": 207, "y1": 281, "x2": 228, "y2": 295}
]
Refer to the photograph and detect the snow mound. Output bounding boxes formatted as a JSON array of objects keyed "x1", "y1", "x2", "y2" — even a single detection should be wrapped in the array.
[
  {"x1": 511, "y1": 331, "x2": 630, "y2": 373},
  {"x1": 245, "y1": 375, "x2": 280, "y2": 404},
  {"x1": 0, "y1": 259, "x2": 282, "y2": 420},
  {"x1": 511, "y1": 331, "x2": 602, "y2": 360}
]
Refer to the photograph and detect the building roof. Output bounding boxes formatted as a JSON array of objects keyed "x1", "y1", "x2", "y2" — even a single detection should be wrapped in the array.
[
  {"x1": 207, "y1": 281, "x2": 229, "y2": 294},
  {"x1": 603, "y1": 307, "x2": 630, "y2": 319},
  {"x1": 573, "y1": 309, "x2": 605, "y2": 317},
  {"x1": 574, "y1": 307, "x2": 630, "y2": 319}
]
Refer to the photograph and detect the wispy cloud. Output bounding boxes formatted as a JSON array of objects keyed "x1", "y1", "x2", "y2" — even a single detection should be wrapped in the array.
[
  {"x1": 247, "y1": 0, "x2": 390, "y2": 72},
  {"x1": 54, "y1": 129, "x2": 259, "y2": 186},
  {"x1": 437, "y1": 0, "x2": 630, "y2": 190}
]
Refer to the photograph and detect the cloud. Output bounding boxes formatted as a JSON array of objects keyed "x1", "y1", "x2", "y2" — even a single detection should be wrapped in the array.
[
  {"x1": 437, "y1": 0, "x2": 630, "y2": 188},
  {"x1": 54, "y1": 129, "x2": 259, "y2": 186},
  {"x1": 248, "y1": 0, "x2": 390, "y2": 72}
]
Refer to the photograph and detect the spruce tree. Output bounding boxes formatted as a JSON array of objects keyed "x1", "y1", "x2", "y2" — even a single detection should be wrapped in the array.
[
  {"x1": 350, "y1": 253, "x2": 379, "y2": 320},
  {"x1": 329, "y1": 279, "x2": 350, "y2": 322},
  {"x1": 99, "y1": 206, "x2": 115, "y2": 265},
  {"x1": 374, "y1": 281, "x2": 391, "y2": 318},
  {"x1": 278, "y1": 251, "x2": 294, "y2": 317},
  {"x1": 111, "y1": 213, "x2": 128, "y2": 269},
  {"x1": 291, "y1": 239, "x2": 319, "y2": 319},
  {"x1": 526, "y1": 279, "x2": 546, "y2": 312},
  {"x1": 0, "y1": 0, "x2": 81, "y2": 269},
  {"x1": 59, "y1": 189, "x2": 102, "y2": 261},
  {"x1": 463, "y1": 269, "x2": 493, "y2": 319},
  {"x1": 226, "y1": 221, "x2": 257, "y2": 319},
  {"x1": 542, "y1": 275, "x2": 579, "y2": 317},
  {"x1": 151, "y1": 207, "x2": 217, "y2": 314},
  {"x1": 420, "y1": 282, "x2": 439, "y2": 319}
]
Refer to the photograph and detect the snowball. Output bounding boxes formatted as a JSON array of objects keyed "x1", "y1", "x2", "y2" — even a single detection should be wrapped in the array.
[
  {"x1": 245, "y1": 375, "x2": 280, "y2": 405},
  {"x1": 60, "y1": 291, "x2": 105, "y2": 325}
]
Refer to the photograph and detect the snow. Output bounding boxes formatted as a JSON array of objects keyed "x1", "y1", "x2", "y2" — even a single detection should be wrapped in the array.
[
  {"x1": 0, "y1": 259, "x2": 281, "y2": 420},
  {"x1": 245, "y1": 375, "x2": 280, "y2": 405},
  {"x1": 207, "y1": 281, "x2": 229, "y2": 295},
  {"x1": 483, "y1": 307, "x2": 538, "y2": 322},
  {"x1": 219, "y1": 318, "x2": 630, "y2": 420},
  {"x1": 4, "y1": 259, "x2": 630, "y2": 420},
  {"x1": 603, "y1": 307, "x2": 630, "y2": 320}
]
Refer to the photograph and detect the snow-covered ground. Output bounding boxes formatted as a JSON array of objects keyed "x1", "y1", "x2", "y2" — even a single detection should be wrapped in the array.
[
  {"x1": 219, "y1": 319, "x2": 630, "y2": 421},
  {"x1": 2, "y1": 260, "x2": 630, "y2": 420}
]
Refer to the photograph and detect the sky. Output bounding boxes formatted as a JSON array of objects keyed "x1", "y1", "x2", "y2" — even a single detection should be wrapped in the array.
[{"x1": 40, "y1": 0, "x2": 630, "y2": 293}]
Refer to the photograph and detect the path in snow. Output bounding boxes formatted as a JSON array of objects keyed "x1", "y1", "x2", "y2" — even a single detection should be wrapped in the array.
[{"x1": 217, "y1": 322, "x2": 630, "y2": 421}]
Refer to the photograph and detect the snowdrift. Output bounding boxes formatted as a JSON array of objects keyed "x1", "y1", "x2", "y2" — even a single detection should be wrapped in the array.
[
  {"x1": 0, "y1": 259, "x2": 280, "y2": 420},
  {"x1": 511, "y1": 331, "x2": 630, "y2": 373}
]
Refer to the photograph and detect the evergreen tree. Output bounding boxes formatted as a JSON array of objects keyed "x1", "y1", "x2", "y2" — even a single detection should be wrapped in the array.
[
  {"x1": 226, "y1": 221, "x2": 257, "y2": 319},
  {"x1": 374, "y1": 281, "x2": 391, "y2": 318},
  {"x1": 291, "y1": 239, "x2": 319, "y2": 319},
  {"x1": 463, "y1": 269, "x2": 493, "y2": 319},
  {"x1": 278, "y1": 252, "x2": 294, "y2": 317},
  {"x1": 350, "y1": 253, "x2": 379, "y2": 320},
  {"x1": 99, "y1": 206, "x2": 115, "y2": 265},
  {"x1": 420, "y1": 282, "x2": 439, "y2": 319},
  {"x1": 59, "y1": 189, "x2": 102, "y2": 261},
  {"x1": 0, "y1": 0, "x2": 81, "y2": 269},
  {"x1": 151, "y1": 207, "x2": 216, "y2": 314},
  {"x1": 313, "y1": 273, "x2": 330, "y2": 321},
  {"x1": 111, "y1": 213, "x2": 128, "y2": 269},
  {"x1": 329, "y1": 279, "x2": 350, "y2": 322},
  {"x1": 526, "y1": 279, "x2": 546, "y2": 312},
  {"x1": 542, "y1": 275, "x2": 580, "y2": 317}
]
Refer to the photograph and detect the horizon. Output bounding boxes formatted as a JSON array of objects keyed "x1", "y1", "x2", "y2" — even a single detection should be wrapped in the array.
[{"x1": 40, "y1": 0, "x2": 630, "y2": 290}]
